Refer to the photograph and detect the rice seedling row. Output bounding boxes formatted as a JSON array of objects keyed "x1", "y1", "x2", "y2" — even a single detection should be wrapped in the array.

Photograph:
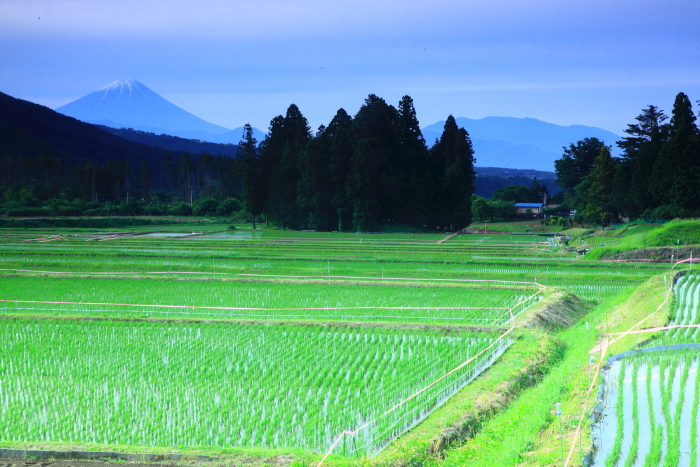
[
  {"x1": 0, "y1": 276, "x2": 539, "y2": 326},
  {"x1": 592, "y1": 351, "x2": 700, "y2": 467},
  {"x1": 0, "y1": 237, "x2": 666, "y2": 282},
  {"x1": 657, "y1": 273, "x2": 700, "y2": 345},
  {"x1": 0, "y1": 319, "x2": 510, "y2": 456}
]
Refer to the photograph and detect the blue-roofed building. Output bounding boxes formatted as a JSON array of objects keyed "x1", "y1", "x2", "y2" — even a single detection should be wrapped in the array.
[{"x1": 514, "y1": 203, "x2": 544, "y2": 216}]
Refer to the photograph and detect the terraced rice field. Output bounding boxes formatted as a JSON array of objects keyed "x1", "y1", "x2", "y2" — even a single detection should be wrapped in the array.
[
  {"x1": 658, "y1": 273, "x2": 700, "y2": 345},
  {"x1": 593, "y1": 351, "x2": 700, "y2": 467},
  {"x1": 0, "y1": 226, "x2": 678, "y2": 464},
  {"x1": 0, "y1": 275, "x2": 540, "y2": 325},
  {"x1": 0, "y1": 320, "x2": 510, "y2": 456},
  {"x1": 0, "y1": 232, "x2": 662, "y2": 304},
  {"x1": 592, "y1": 272, "x2": 700, "y2": 467}
]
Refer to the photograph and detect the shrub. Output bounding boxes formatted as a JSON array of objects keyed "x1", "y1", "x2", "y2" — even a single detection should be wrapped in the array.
[
  {"x1": 217, "y1": 198, "x2": 243, "y2": 216},
  {"x1": 193, "y1": 197, "x2": 219, "y2": 216},
  {"x1": 170, "y1": 202, "x2": 193, "y2": 216}
]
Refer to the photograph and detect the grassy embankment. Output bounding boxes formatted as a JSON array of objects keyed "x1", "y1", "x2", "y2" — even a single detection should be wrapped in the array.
[
  {"x1": 430, "y1": 272, "x2": 673, "y2": 467},
  {"x1": 580, "y1": 219, "x2": 700, "y2": 260}
]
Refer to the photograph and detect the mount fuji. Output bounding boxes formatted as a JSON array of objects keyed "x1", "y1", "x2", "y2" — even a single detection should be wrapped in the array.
[{"x1": 55, "y1": 80, "x2": 265, "y2": 143}]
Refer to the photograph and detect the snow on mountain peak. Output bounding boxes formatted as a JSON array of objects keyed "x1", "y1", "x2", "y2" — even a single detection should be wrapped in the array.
[{"x1": 99, "y1": 79, "x2": 141, "y2": 92}]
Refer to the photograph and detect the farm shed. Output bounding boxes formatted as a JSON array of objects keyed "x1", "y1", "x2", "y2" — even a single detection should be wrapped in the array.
[{"x1": 514, "y1": 202, "x2": 544, "y2": 216}]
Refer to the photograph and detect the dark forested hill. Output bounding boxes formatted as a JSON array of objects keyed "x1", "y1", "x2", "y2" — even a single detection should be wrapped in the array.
[
  {"x1": 0, "y1": 92, "x2": 239, "y2": 203},
  {"x1": 0, "y1": 92, "x2": 176, "y2": 168},
  {"x1": 95, "y1": 126, "x2": 239, "y2": 157}
]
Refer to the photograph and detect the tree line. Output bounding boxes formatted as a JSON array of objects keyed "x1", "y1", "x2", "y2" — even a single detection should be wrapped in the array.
[
  {"x1": 1, "y1": 93, "x2": 476, "y2": 231},
  {"x1": 555, "y1": 92, "x2": 700, "y2": 223},
  {"x1": 1, "y1": 151, "x2": 242, "y2": 217},
  {"x1": 239, "y1": 94, "x2": 475, "y2": 231}
]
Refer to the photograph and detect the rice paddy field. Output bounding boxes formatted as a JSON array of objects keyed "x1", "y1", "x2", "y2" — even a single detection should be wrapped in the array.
[
  {"x1": 592, "y1": 272, "x2": 700, "y2": 467},
  {"x1": 0, "y1": 222, "x2": 694, "y2": 467},
  {"x1": 0, "y1": 320, "x2": 510, "y2": 456},
  {"x1": 0, "y1": 276, "x2": 540, "y2": 325},
  {"x1": 593, "y1": 351, "x2": 700, "y2": 467},
  {"x1": 657, "y1": 273, "x2": 700, "y2": 345}
]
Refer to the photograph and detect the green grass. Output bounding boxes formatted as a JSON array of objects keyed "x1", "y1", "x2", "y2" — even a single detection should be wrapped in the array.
[
  {"x1": 588, "y1": 270, "x2": 700, "y2": 467},
  {"x1": 604, "y1": 361, "x2": 625, "y2": 467},
  {"x1": 623, "y1": 363, "x2": 639, "y2": 467},
  {"x1": 468, "y1": 221, "x2": 563, "y2": 234},
  {"x1": 447, "y1": 273, "x2": 672, "y2": 467}
]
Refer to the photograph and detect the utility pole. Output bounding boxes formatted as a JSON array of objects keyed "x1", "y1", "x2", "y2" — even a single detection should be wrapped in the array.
[{"x1": 538, "y1": 191, "x2": 548, "y2": 219}]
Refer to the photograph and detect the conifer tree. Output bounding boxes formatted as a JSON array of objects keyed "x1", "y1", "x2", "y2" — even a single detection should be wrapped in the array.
[
  {"x1": 238, "y1": 123, "x2": 262, "y2": 228},
  {"x1": 615, "y1": 105, "x2": 669, "y2": 215},
  {"x1": 582, "y1": 146, "x2": 616, "y2": 225},
  {"x1": 267, "y1": 104, "x2": 311, "y2": 228},
  {"x1": 430, "y1": 115, "x2": 476, "y2": 230},
  {"x1": 348, "y1": 95, "x2": 399, "y2": 227},
  {"x1": 258, "y1": 115, "x2": 285, "y2": 223},
  {"x1": 296, "y1": 125, "x2": 334, "y2": 230},
  {"x1": 347, "y1": 139, "x2": 380, "y2": 232},
  {"x1": 655, "y1": 93, "x2": 699, "y2": 213},
  {"x1": 327, "y1": 109, "x2": 354, "y2": 231},
  {"x1": 396, "y1": 95, "x2": 430, "y2": 223}
]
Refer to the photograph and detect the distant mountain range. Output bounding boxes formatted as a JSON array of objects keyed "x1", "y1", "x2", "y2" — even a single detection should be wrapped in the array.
[
  {"x1": 422, "y1": 117, "x2": 621, "y2": 172},
  {"x1": 56, "y1": 80, "x2": 266, "y2": 143},
  {"x1": 55, "y1": 80, "x2": 620, "y2": 172}
]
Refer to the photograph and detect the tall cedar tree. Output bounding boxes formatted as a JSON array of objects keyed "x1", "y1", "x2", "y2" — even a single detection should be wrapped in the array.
[
  {"x1": 347, "y1": 95, "x2": 399, "y2": 230},
  {"x1": 430, "y1": 115, "x2": 476, "y2": 231},
  {"x1": 326, "y1": 109, "x2": 354, "y2": 231},
  {"x1": 653, "y1": 93, "x2": 699, "y2": 213},
  {"x1": 396, "y1": 96, "x2": 430, "y2": 223},
  {"x1": 582, "y1": 146, "x2": 616, "y2": 225},
  {"x1": 613, "y1": 106, "x2": 669, "y2": 216},
  {"x1": 347, "y1": 138, "x2": 381, "y2": 232},
  {"x1": 239, "y1": 123, "x2": 262, "y2": 228},
  {"x1": 296, "y1": 125, "x2": 334, "y2": 230},
  {"x1": 258, "y1": 116, "x2": 285, "y2": 223},
  {"x1": 266, "y1": 105, "x2": 311, "y2": 229}
]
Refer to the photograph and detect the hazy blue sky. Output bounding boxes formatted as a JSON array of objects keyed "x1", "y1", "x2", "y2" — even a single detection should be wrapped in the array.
[{"x1": 2, "y1": 0, "x2": 698, "y2": 134}]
